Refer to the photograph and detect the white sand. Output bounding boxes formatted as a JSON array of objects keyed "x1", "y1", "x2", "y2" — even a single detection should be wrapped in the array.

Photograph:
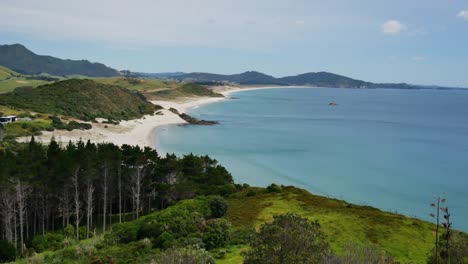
[{"x1": 20, "y1": 86, "x2": 309, "y2": 148}]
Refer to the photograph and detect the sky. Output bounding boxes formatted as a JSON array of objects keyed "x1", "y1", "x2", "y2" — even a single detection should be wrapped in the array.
[{"x1": 1, "y1": 0, "x2": 468, "y2": 87}]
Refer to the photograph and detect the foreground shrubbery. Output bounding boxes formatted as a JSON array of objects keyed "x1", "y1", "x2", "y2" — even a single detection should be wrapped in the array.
[
  {"x1": 243, "y1": 213, "x2": 330, "y2": 264},
  {"x1": 0, "y1": 240, "x2": 16, "y2": 263}
]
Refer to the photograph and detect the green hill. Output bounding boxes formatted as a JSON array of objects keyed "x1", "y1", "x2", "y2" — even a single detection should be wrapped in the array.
[
  {"x1": 146, "y1": 83, "x2": 224, "y2": 100},
  {"x1": 0, "y1": 65, "x2": 21, "y2": 80},
  {"x1": 0, "y1": 79, "x2": 159, "y2": 120},
  {"x1": 0, "y1": 44, "x2": 120, "y2": 77},
  {"x1": 92, "y1": 76, "x2": 180, "y2": 92}
]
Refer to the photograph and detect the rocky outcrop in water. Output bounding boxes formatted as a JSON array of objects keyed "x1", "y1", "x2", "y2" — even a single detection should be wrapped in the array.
[
  {"x1": 168, "y1": 107, "x2": 219, "y2": 125},
  {"x1": 179, "y1": 113, "x2": 219, "y2": 125}
]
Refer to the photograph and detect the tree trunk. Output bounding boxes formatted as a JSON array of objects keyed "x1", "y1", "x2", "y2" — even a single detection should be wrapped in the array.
[
  {"x1": 85, "y1": 179, "x2": 94, "y2": 239},
  {"x1": 130, "y1": 166, "x2": 144, "y2": 219},
  {"x1": 102, "y1": 165, "x2": 108, "y2": 233},
  {"x1": 118, "y1": 165, "x2": 122, "y2": 223},
  {"x1": 15, "y1": 180, "x2": 28, "y2": 255},
  {"x1": 72, "y1": 167, "x2": 81, "y2": 241}
]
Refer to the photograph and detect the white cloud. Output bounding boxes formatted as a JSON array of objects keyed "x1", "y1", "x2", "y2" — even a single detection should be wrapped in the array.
[
  {"x1": 457, "y1": 10, "x2": 468, "y2": 20},
  {"x1": 381, "y1": 20, "x2": 406, "y2": 36}
]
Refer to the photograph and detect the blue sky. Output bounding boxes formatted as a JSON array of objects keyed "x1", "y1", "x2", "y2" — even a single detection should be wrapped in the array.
[{"x1": 1, "y1": 0, "x2": 468, "y2": 87}]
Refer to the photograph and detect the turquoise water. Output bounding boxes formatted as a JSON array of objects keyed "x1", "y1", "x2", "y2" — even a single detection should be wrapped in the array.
[{"x1": 155, "y1": 88, "x2": 468, "y2": 231}]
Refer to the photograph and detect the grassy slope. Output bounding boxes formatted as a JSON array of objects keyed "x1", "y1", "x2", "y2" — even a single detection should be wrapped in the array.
[
  {"x1": 224, "y1": 186, "x2": 436, "y2": 264},
  {"x1": 92, "y1": 77, "x2": 180, "y2": 92},
  {"x1": 0, "y1": 65, "x2": 19, "y2": 80},
  {"x1": 145, "y1": 83, "x2": 224, "y2": 100},
  {"x1": 0, "y1": 66, "x2": 53, "y2": 94},
  {"x1": 0, "y1": 79, "x2": 159, "y2": 121}
]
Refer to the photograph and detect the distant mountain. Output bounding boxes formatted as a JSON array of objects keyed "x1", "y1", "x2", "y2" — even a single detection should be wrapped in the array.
[
  {"x1": 135, "y1": 72, "x2": 187, "y2": 78},
  {"x1": 0, "y1": 44, "x2": 120, "y2": 77},
  {"x1": 180, "y1": 71, "x2": 281, "y2": 85},
  {"x1": 176, "y1": 71, "x2": 459, "y2": 89}
]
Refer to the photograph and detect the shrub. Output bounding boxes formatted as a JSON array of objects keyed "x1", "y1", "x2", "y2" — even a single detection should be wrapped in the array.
[
  {"x1": 202, "y1": 219, "x2": 231, "y2": 250},
  {"x1": 136, "y1": 238, "x2": 152, "y2": 252},
  {"x1": 230, "y1": 227, "x2": 255, "y2": 245},
  {"x1": 155, "y1": 231, "x2": 175, "y2": 249},
  {"x1": 246, "y1": 188, "x2": 257, "y2": 197},
  {"x1": 157, "y1": 247, "x2": 215, "y2": 264},
  {"x1": 31, "y1": 232, "x2": 65, "y2": 253},
  {"x1": 174, "y1": 236, "x2": 205, "y2": 249},
  {"x1": 137, "y1": 222, "x2": 163, "y2": 240},
  {"x1": 79, "y1": 226, "x2": 93, "y2": 239},
  {"x1": 64, "y1": 224, "x2": 75, "y2": 238},
  {"x1": 243, "y1": 213, "x2": 330, "y2": 264},
  {"x1": 217, "y1": 184, "x2": 237, "y2": 197},
  {"x1": 0, "y1": 240, "x2": 16, "y2": 263},
  {"x1": 212, "y1": 248, "x2": 227, "y2": 259},
  {"x1": 266, "y1": 183, "x2": 282, "y2": 193},
  {"x1": 210, "y1": 196, "x2": 228, "y2": 218},
  {"x1": 104, "y1": 222, "x2": 139, "y2": 244}
]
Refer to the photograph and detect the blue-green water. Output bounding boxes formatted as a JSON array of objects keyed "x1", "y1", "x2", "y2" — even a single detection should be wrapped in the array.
[{"x1": 155, "y1": 88, "x2": 468, "y2": 231}]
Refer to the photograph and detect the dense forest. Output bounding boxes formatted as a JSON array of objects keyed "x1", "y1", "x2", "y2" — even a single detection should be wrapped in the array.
[{"x1": 0, "y1": 138, "x2": 235, "y2": 257}]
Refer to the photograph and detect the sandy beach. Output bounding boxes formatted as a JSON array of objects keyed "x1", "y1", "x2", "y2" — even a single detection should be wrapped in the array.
[{"x1": 20, "y1": 85, "x2": 291, "y2": 148}]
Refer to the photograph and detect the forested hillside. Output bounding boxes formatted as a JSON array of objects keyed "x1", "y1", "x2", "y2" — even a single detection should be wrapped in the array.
[{"x1": 0, "y1": 138, "x2": 235, "y2": 260}]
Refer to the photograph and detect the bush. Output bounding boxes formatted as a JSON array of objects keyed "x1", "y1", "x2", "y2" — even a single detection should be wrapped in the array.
[
  {"x1": 64, "y1": 224, "x2": 75, "y2": 238},
  {"x1": 157, "y1": 247, "x2": 215, "y2": 264},
  {"x1": 243, "y1": 213, "x2": 330, "y2": 264},
  {"x1": 210, "y1": 196, "x2": 228, "y2": 218},
  {"x1": 79, "y1": 226, "x2": 93, "y2": 239},
  {"x1": 266, "y1": 183, "x2": 282, "y2": 193},
  {"x1": 230, "y1": 227, "x2": 255, "y2": 245},
  {"x1": 246, "y1": 188, "x2": 257, "y2": 197},
  {"x1": 31, "y1": 232, "x2": 65, "y2": 253},
  {"x1": 104, "y1": 222, "x2": 139, "y2": 244},
  {"x1": 174, "y1": 236, "x2": 205, "y2": 249},
  {"x1": 137, "y1": 222, "x2": 163, "y2": 240},
  {"x1": 155, "y1": 231, "x2": 175, "y2": 249},
  {"x1": 0, "y1": 240, "x2": 16, "y2": 263},
  {"x1": 202, "y1": 219, "x2": 231, "y2": 250}
]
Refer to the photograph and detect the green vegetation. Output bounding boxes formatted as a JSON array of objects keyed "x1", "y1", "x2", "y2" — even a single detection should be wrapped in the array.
[
  {"x1": 0, "y1": 65, "x2": 51, "y2": 94},
  {"x1": 2, "y1": 119, "x2": 52, "y2": 139},
  {"x1": 0, "y1": 79, "x2": 160, "y2": 121},
  {"x1": 0, "y1": 240, "x2": 16, "y2": 262},
  {"x1": 0, "y1": 66, "x2": 20, "y2": 80},
  {"x1": 146, "y1": 83, "x2": 224, "y2": 100},
  {"x1": 243, "y1": 213, "x2": 330, "y2": 264},
  {"x1": 93, "y1": 76, "x2": 180, "y2": 92},
  {"x1": 1, "y1": 139, "x2": 466, "y2": 263},
  {"x1": 226, "y1": 187, "x2": 438, "y2": 263}
]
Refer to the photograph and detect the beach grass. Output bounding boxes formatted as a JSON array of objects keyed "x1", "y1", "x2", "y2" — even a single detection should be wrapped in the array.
[{"x1": 226, "y1": 186, "x2": 435, "y2": 264}]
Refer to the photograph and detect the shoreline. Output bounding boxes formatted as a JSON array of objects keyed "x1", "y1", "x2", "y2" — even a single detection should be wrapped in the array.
[{"x1": 21, "y1": 85, "x2": 307, "y2": 148}]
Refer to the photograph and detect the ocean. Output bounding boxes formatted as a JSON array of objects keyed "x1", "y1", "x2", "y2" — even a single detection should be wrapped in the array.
[{"x1": 155, "y1": 87, "x2": 468, "y2": 231}]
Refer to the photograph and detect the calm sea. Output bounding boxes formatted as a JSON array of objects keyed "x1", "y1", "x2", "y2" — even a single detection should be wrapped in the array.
[{"x1": 155, "y1": 88, "x2": 468, "y2": 231}]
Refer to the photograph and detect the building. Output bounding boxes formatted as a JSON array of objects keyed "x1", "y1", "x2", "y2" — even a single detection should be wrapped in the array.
[{"x1": 0, "y1": 115, "x2": 17, "y2": 123}]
